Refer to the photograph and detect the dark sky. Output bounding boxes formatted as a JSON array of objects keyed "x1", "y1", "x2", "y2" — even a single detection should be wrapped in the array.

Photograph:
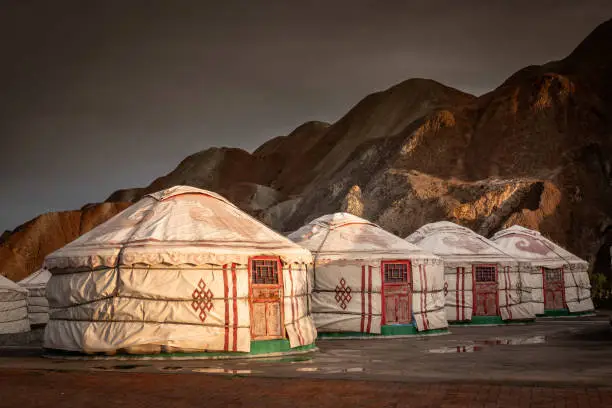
[{"x1": 1, "y1": 1, "x2": 611, "y2": 232}]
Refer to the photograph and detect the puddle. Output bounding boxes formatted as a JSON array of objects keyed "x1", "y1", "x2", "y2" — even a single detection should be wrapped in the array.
[
  {"x1": 428, "y1": 345, "x2": 482, "y2": 353},
  {"x1": 159, "y1": 366, "x2": 183, "y2": 371},
  {"x1": 192, "y1": 368, "x2": 257, "y2": 375},
  {"x1": 91, "y1": 364, "x2": 147, "y2": 371},
  {"x1": 478, "y1": 335, "x2": 546, "y2": 346},
  {"x1": 296, "y1": 367, "x2": 319, "y2": 372}
]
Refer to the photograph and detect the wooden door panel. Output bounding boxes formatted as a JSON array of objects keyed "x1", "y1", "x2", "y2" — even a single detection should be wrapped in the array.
[
  {"x1": 474, "y1": 282, "x2": 498, "y2": 316},
  {"x1": 251, "y1": 303, "x2": 267, "y2": 338},
  {"x1": 266, "y1": 303, "x2": 282, "y2": 337}
]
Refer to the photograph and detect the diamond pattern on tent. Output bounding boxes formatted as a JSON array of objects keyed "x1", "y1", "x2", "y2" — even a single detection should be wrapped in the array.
[
  {"x1": 334, "y1": 278, "x2": 352, "y2": 310},
  {"x1": 191, "y1": 279, "x2": 214, "y2": 322}
]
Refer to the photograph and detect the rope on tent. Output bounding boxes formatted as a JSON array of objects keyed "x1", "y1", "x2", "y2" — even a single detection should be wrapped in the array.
[{"x1": 537, "y1": 237, "x2": 583, "y2": 304}]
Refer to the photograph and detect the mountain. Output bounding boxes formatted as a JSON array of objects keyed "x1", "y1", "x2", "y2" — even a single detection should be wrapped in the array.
[{"x1": 2, "y1": 18, "x2": 612, "y2": 295}]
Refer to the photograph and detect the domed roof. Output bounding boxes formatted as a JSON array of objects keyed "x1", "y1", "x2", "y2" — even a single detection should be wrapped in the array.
[
  {"x1": 406, "y1": 221, "x2": 514, "y2": 261},
  {"x1": 288, "y1": 212, "x2": 439, "y2": 261},
  {"x1": 44, "y1": 186, "x2": 312, "y2": 269},
  {"x1": 18, "y1": 268, "x2": 51, "y2": 288},
  {"x1": 0, "y1": 274, "x2": 26, "y2": 294},
  {"x1": 490, "y1": 225, "x2": 586, "y2": 265}
]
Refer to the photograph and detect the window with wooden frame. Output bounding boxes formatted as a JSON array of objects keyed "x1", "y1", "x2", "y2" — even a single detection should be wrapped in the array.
[
  {"x1": 474, "y1": 265, "x2": 497, "y2": 282},
  {"x1": 543, "y1": 267, "x2": 563, "y2": 282},
  {"x1": 251, "y1": 259, "x2": 279, "y2": 285},
  {"x1": 383, "y1": 262, "x2": 410, "y2": 283}
]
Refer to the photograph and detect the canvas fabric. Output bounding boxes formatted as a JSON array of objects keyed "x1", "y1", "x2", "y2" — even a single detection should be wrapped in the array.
[
  {"x1": 289, "y1": 213, "x2": 447, "y2": 334},
  {"x1": 18, "y1": 268, "x2": 51, "y2": 325},
  {"x1": 407, "y1": 221, "x2": 535, "y2": 322},
  {"x1": 0, "y1": 275, "x2": 30, "y2": 334},
  {"x1": 43, "y1": 186, "x2": 316, "y2": 354},
  {"x1": 491, "y1": 225, "x2": 594, "y2": 313}
]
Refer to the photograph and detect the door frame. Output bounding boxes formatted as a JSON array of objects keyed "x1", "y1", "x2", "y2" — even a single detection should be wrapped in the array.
[
  {"x1": 542, "y1": 266, "x2": 566, "y2": 310},
  {"x1": 471, "y1": 263, "x2": 499, "y2": 317},
  {"x1": 248, "y1": 256, "x2": 285, "y2": 340},
  {"x1": 380, "y1": 259, "x2": 412, "y2": 325}
]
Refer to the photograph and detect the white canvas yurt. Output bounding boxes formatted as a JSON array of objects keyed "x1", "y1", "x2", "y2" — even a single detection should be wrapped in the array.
[
  {"x1": 491, "y1": 225, "x2": 594, "y2": 316},
  {"x1": 0, "y1": 275, "x2": 30, "y2": 334},
  {"x1": 43, "y1": 186, "x2": 317, "y2": 356},
  {"x1": 406, "y1": 221, "x2": 535, "y2": 324},
  {"x1": 18, "y1": 268, "x2": 52, "y2": 326},
  {"x1": 288, "y1": 213, "x2": 447, "y2": 337}
]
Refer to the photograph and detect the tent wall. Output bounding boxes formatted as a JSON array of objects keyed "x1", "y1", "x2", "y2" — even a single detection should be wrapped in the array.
[
  {"x1": 563, "y1": 264, "x2": 594, "y2": 313},
  {"x1": 45, "y1": 263, "x2": 316, "y2": 354},
  {"x1": 311, "y1": 258, "x2": 446, "y2": 333},
  {"x1": 442, "y1": 260, "x2": 535, "y2": 322},
  {"x1": 311, "y1": 261, "x2": 383, "y2": 334},
  {"x1": 26, "y1": 287, "x2": 50, "y2": 325},
  {"x1": 0, "y1": 290, "x2": 30, "y2": 334}
]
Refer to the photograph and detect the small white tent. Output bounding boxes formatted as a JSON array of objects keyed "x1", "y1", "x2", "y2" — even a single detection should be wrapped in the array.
[
  {"x1": 43, "y1": 186, "x2": 316, "y2": 355},
  {"x1": 0, "y1": 275, "x2": 30, "y2": 334},
  {"x1": 18, "y1": 268, "x2": 52, "y2": 326},
  {"x1": 288, "y1": 213, "x2": 447, "y2": 336},
  {"x1": 490, "y1": 225, "x2": 594, "y2": 316},
  {"x1": 406, "y1": 221, "x2": 534, "y2": 324}
]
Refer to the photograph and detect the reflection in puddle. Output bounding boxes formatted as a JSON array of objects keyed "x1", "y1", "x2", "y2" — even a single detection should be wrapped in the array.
[
  {"x1": 428, "y1": 336, "x2": 547, "y2": 353},
  {"x1": 192, "y1": 368, "x2": 256, "y2": 375},
  {"x1": 159, "y1": 366, "x2": 183, "y2": 371},
  {"x1": 479, "y1": 335, "x2": 546, "y2": 346},
  {"x1": 296, "y1": 367, "x2": 319, "y2": 372},
  {"x1": 429, "y1": 346, "x2": 482, "y2": 353}
]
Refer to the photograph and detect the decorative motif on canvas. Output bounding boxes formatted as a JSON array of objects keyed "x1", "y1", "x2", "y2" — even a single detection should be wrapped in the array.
[
  {"x1": 335, "y1": 277, "x2": 352, "y2": 310},
  {"x1": 191, "y1": 278, "x2": 214, "y2": 322}
]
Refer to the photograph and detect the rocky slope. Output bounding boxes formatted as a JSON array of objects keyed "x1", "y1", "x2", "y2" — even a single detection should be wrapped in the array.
[
  {"x1": 2, "y1": 18, "x2": 612, "y2": 294},
  {"x1": 0, "y1": 202, "x2": 130, "y2": 281}
]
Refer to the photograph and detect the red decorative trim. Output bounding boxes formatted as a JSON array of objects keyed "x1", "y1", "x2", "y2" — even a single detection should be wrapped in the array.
[
  {"x1": 223, "y1": 264, "x2": 229, "y2": 352},
  {"x1": 367, "y1": 265, "x2": 372, "y2": 333},
  {"x1": 360, "y1": 265, "x2": 366, "y2": 332},
  {"x1": 455, "y1": 267, "x2": 460, "y2": 320},
  {"x1": 231, "y1": 263, "x2": 238, "y2": 352},
  {"x1": 423, "y1": 264, "x2": 429, "y2": 330},
  {"x1": 461, "y1": 267, "x2": 465, "y2": 321}
]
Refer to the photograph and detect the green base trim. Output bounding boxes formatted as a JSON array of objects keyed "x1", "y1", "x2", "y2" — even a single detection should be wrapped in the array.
[
  {"x1": 537, "y1": 309, "x2": 595, "y2": 317},
  {"x1": 44, "y1": 339, "x2": 317, "y2": 360},
  {"x1": 450, "y1": 316, "x2": 535, "y2": 326},
  {"x1": 317, "y1": 325, "x2": 449, "y2": 339}
]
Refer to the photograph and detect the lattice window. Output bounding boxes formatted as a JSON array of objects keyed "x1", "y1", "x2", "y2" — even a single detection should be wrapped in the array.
[
  {"x1": 474, "y1": 265, "x2": 496, "y2": 282},
  {"x1": 384, "y1": 263, "x2": 409, "y2": 283},
  {"x1": 544, "y1": 268, "x2": 563, "y2": 282},
  {"x1": 251, "y1": 259, "x2": 279, "y2": 285}
]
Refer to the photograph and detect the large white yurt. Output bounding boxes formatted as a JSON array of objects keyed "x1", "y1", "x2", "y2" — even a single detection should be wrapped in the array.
[
  {"x1": 18, "y1": 268, "x2": 52, "y2": 326},
  {"x1": 43, "y1": 186, "x2": 316, "y2": 356},
  {"x1": 491, "y1": 225, "x2": 594, "y2": 316},
  {"x1": 288, "y1": 213, "x2": 447, "y2": 337},
  {"x1": 0, "y1": 275, "x2": 30, "y2": 334},
  {"x1": 406, "y1": 221, "x2": 535, "y2": 325}
]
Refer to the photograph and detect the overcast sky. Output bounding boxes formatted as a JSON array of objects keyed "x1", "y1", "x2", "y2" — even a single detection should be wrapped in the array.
[{"x1": 1, "y1": 1, "x2": 611, "y2": 232}]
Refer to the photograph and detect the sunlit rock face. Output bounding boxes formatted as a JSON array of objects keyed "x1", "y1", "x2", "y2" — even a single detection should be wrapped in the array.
[{"x1": 3, "y1": 19, "x2": 612, "y2": 287}]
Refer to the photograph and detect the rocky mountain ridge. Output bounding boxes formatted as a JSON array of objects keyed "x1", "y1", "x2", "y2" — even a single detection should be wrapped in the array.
[{"x1": 2, "y1": 18, "x2": 612, "y2": 299}]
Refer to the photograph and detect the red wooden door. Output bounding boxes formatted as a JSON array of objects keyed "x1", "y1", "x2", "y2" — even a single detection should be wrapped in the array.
[
  {"x1": 473, "y1": 265, "x2": 498, "y2": 316},
  {"x1": 382, "y1": 261, "x2": 412, "y2": 324},
  {"x1": 250, "y1": 257, "x2": 284, "y2": 340},
  {"x1": 543, "y1": 267, "x2": 564, "y2": 310}
]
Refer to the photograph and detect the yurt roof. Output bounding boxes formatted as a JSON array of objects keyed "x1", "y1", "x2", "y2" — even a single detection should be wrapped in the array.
[
  {"x1": 288, "y1": 212, "x2": 440, "y2": 261},
  {"x1": 406, "y1": 221, "x2": 515, "y2": 262},
  {"x1": 18, "y1": 268, "x2": 51, "y2": 288},
  {"x1": 490, "y1": 225, "x2": 586, "y2": 266},
  {"x1": 44, "y1": 186, "x2": 312, "y2": 269},
  {"x1": 0, "y1": 274, "x2": 26, "y2": 294}
]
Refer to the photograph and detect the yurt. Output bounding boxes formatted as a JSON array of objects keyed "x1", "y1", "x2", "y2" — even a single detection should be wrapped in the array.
[
  {"x1": 0, "y1": 275, "x2": 30, "y2": 334},
  {"x1": 43, "y1": 186, "x2": 317, "y2": 356},
  {"x1": 18, "y1": 268, "x2": 52, "y2": 326},
  {"x1": 406, "y1": 221, "x2": 535, "y2": 324},
  {"x1": 491, "y1": 225, "x2": 594, "y2": 317},
  {"x1": 288, "y1": 213, "x2": 447, "y2": 337}
]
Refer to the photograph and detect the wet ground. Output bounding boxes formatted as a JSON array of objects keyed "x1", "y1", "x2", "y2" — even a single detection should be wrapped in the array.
[{"x1": 0, "y1": 317, "x2": 611, "y2": 387}]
